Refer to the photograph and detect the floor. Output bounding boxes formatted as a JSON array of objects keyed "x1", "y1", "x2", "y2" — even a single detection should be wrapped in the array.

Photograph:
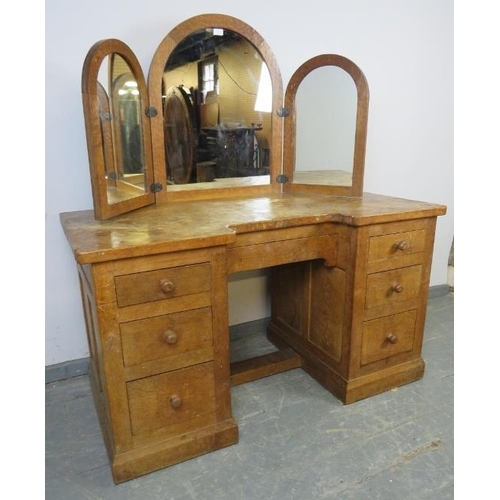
[{"x1": 45, "y1": 293, "x2": 453, "y2": 500}]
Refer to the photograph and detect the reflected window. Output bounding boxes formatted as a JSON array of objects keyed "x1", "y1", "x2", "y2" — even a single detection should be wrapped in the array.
[
  {"x1": 254, "y1": 61, "x2": 272, "y2": 113},
  {"x1": 199, "y1": 57, "x2": 218, "y2": 102}
]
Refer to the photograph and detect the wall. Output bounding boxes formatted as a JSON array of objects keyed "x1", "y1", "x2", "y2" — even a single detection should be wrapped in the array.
[{"x1": 46, "y1": 0, "x2": 454, "y2": 367}]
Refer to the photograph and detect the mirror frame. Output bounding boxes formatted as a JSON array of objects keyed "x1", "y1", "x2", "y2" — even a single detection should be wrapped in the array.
[
  {"x1": 82, "y1": 39, "x2": 155, "y2": 220},
  {"x1": 282, "y1": 54, "x2": 369, "y2": 197},
  {"x1": 81, "y1": 18, "x2": 371, "y2": 220},
  {"x1": 147, "y1": 13, "x2": 284, "y2": 202}
]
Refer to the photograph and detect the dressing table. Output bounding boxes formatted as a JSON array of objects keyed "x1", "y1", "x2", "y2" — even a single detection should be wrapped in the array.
[{"x1": 60, "y1": 14, "x2": 446, "y2": 483}]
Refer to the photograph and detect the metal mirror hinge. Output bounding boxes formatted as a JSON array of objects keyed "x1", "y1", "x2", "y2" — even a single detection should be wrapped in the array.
[
  {"x1": 276, "y1": 174, "x2": 289, "y2": 184},
  {"x1": 145, "y1": 106, "x2": 158, "y2": 118},
  {"x1": 150, "y1": 182, "x2": 163, "y2": 193},
  {"x1": 277, "y1": 107, "x2": 290, "y2": 118}
]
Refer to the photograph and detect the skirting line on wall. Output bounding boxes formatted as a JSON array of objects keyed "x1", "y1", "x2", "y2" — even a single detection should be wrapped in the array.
[{"x1": 45, "y1": 284, "x2": 451, "y2": 384}]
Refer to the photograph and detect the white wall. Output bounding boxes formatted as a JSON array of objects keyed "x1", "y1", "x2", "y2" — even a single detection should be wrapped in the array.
[{"x1": 45, "y1": 0, "x2": 454, "y2": 367}]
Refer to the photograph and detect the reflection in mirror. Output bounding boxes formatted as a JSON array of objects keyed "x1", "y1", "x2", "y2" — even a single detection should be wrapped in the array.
[
  {"x1": 96, "y1": 82, "x2": 115, "y2": 192},
  {"x1": 163, "y1": 86, "x2": 195, "y2": 184},
  {"x1": 162, "y1": 29, "x2": 272, "y2": 188},
  {"x1": 294, "y1": 66, "x2": 356, "y2": 187},
  {"x1": 104, "y1": 54, "x2": 146, "y2": 202}
]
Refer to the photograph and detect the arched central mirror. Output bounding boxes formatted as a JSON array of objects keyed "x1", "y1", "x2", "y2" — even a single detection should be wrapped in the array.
[
  {"x1": 148, "y1": 14, "x2": 283, "y2": 200},
  {"x1": 163, "y1": 28, "x2": 272, "y2": 185}
]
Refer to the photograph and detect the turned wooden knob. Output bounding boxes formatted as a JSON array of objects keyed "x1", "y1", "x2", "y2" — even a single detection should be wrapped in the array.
[
  {"x1": 160, "y1": 279, "x2": 175, "y2": 294},
  {"x1": 162, "y1": 330, "x2": 178, "y2": 345},
  {"x1": 395, "y1": 240, "x2": 408, "y2": 251},
  {"x1": 169, "y1": 395, "x2": 182, "y2": 409},
  {"x1": 386, "y1": 334, "x2": 398, "y2": 344},
  {"x1": 392, "y1": 283, "x2": 404, "y2": 293}
]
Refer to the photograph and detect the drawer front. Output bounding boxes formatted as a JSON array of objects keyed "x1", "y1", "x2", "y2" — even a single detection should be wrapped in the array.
[
  {"x1": 127, "y1": 362, "x2": 216, "y2": 436},
  {"x1": 361, "y1": 310, "x2": 417, "y2": 366},
  {"x1": 120, "y1": 307, "x2": 213, "y2": 367},
  {"x1": 115, "y1": 263, "x2": 211, "y2": 307},
  {"x1": 365, "y1": 265, "x2": 422, "y2": 310},
  {"x1": 368, "y1": 229, "x2": 426, "y2": 263}
]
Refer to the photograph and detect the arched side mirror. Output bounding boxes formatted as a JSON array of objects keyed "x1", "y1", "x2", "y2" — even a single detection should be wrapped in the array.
[
  {"x1": 147, "y1": 14, "x2": 284, "y2": 201},
  {"x1": 283, "y1": 54, "x2": 369, "y2": 197},
  {"x1": 82, "y1": 39, "x2": 155, "y2": 220}
]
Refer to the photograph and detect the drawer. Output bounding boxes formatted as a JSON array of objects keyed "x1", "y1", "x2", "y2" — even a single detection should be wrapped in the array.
[
  {"x1": 120, "y1": 307, "x2": 213, "y2": 367},
  {"x1": 361, "y1": 310, "x2": 417, "y2": 366},
  {"x1": 127, "y1": 362, "x2": 216, "y2": 436},
  {"x1": 365, "y1": 265, "x2": 422, "y2": 310},
  {"x1": 115, "y1": 263, "x2": 211, "y2": 307},
  {"x1": 368, "y1": 229, "x2": 425, "y2": 263}
]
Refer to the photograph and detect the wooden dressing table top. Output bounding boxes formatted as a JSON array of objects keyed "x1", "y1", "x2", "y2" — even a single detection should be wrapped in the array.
[{"x1": 60, "y1": 192, "x2": 446, "y2": 264}]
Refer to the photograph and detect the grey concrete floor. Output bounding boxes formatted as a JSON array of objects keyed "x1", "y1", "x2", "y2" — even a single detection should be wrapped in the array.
[{"x1": 45, "y1": 293, "x2": 453, "y2": 499}]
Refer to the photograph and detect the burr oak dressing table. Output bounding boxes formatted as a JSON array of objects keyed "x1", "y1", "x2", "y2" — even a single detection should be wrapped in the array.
[{"x1": 61, "y1": 14, "x2": 446, "y2": 483}]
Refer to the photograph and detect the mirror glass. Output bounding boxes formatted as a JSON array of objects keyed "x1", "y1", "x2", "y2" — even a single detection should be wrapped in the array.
[
  {"x1": 162, "y1": 28, "x2": 273, "y2": 190},
  {"x1": 293, "y1": 66, "x2": 356, "y2": 186},
  {"x1": 83, "y1": 39, "x2": 154, "y2": 219},
  {"x1": 97, "y1": 54, "x2": 147, "y2": 203}
]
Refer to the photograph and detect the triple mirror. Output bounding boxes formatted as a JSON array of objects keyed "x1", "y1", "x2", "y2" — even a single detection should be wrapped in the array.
[{"x1": 81, "y1": 14, "x2": 369, "y2": 220}]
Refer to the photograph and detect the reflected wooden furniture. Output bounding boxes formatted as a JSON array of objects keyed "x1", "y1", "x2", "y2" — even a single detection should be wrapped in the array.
[
  {"x1": 201, "y1": 126, "x2": 265, "y2": 178},
  {"x1": 60, "y1": 192, "x2": 445, "y2": 483}
]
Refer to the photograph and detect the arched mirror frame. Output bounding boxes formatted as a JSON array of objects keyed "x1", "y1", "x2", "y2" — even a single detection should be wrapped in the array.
[
  {"x1": 147, "y1": 13, "x2": 284, "y2": 202},
  {"x1": 82, "y1": 39, "x2": 155, "y2": 220},
  {"x1": 283, "y1": 54, "x2": 369, "y2": 197}
]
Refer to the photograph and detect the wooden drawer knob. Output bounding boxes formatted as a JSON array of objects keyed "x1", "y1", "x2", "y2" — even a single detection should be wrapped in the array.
[
  {"x1": 395, "y1": 240, "x2": 409, "y2": 251},
  {"x1": 386, "y1": 334, "x2": 398, "y2": 344},
  {"x1": 160, "y1": 279, "x2": 175, "y2": 294},
  {"x1": 391, "y1": 283, "x2": 404, "y2": 293},
  {"x1": 169, "y1": 395, "x2": 182, "y2": 409},
  {"x1": 162, "y1": 330, "x2": 178, "y2": 344}
]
